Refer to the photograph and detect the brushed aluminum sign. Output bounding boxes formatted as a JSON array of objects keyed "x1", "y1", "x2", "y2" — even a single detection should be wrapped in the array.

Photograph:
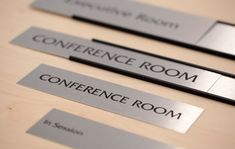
[
  {"x1": 32, "y1": 0, "x2": 215, "y2": 44},
  {"x1": 11, "y1": 27, "x2": 220, "y2": 92},
  {"x1": 28, "y1": 109, "x2": 183, "y2": 149},
  {"x1": 11, "y1": 27, "x2": 235, "y2": 105},
  {"x1": 19, "y1": 64, "x2": 203, "y2": 133},
  {"x1": 31, "y1": 0, "x2": 235, "y2": 59}
]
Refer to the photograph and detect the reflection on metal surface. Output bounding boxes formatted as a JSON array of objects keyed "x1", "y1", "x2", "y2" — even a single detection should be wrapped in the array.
[
  {"x1": 208, "y1": 76, "x2": 235, "y2": 102},
  {"x1": 197, "y1": 23, "x2": 235, "y2": 56}
]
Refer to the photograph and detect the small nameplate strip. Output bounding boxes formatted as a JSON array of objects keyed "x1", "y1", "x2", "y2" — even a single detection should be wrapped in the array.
[
  {"x1": 31, "y1": 0, "x2": 235, "y2": 59},
  {"x1": 11, "y1": 27, "x2": 235, "y2": 105},
  {"x1": 19, "y1": 64, "x2": 203, "y2": 133},
  {"x1": 28, "y1": 109, "x2": 183, "y2": 149}
]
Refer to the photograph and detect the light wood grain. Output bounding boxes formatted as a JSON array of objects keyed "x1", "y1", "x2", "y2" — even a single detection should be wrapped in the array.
[{"x1": 0, "y1": 0, "x2": 235, "y2": 149}]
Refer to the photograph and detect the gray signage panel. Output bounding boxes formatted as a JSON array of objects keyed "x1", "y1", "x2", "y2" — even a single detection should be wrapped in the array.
[
  {"x1": 12, "y1": 27, "x2": 235, "y2": 105},
  {"x1": 197, "y1": 23, "x2": 235, "y2": 56},
  {"x1": 19, "y1": 64, "x2": 203, "y2": 133},
  {"x1": 208, "y1": 76, "x2": 235, "y2": 101},
  {"x1": 11, "y1": 27, "x2": 221, "y2": 92},
  {"x1": 31, "y1": 0, "x2": 235, "y2": 59},
  {"x1": 28, "y1": 109, "x2": 183, "y2": 149},
  {"x1": 32, "y1": 0, "x2": 215, "y2": 44}
]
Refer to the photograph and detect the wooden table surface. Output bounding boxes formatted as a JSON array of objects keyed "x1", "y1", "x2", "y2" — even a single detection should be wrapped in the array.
[{"x1": 0, "y1": 0, "x2": 235, "y2": 148}]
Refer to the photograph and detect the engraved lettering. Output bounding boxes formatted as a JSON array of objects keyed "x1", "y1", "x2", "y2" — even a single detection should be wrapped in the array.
[
  {"x1": 136, "y1": 13, "x2": 179, "y2": 29},
  {"x1": 165, "y1": 110, "x2": 182, "y2": 119},
  {"x1": 139, "y1": 61, "x2": 198, "y2": 82},
  {"x1": 39, "y1": 74, "x2": 129, "y2": 104},
  {"x1": 132, "y1": 100, "x2": 182, "y2": 119},
  {"x1": 178, "y1": 73, "x2": 198, "y2": 83}
]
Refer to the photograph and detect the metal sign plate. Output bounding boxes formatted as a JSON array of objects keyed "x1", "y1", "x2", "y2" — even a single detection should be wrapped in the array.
[
  {"x1": 32, "y1": 0, "x2": 215, "y2": 44},
  {"x1": 12, "y1": 27, "x2": 221, "y2": 92},
  {"x1": 27, "y1": 109, "x2": 183, "y2": 149},
  {"x1": 12, "y1": 27, "x2": 235, "y2": 105},
  {"x1": 19, "y1": 64, "x2": 203, "y2": 133}
]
